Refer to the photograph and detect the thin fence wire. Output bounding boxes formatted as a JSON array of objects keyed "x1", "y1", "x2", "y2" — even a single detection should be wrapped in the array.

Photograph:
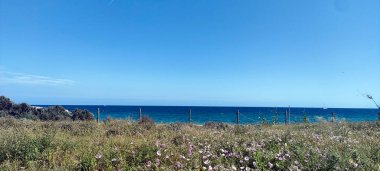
[{"x1": 93, "y1": 107, "x2": 378, "y2": 125}]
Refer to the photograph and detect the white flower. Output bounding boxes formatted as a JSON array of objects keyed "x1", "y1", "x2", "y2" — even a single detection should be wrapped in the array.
[
  {"x1": 204, "y1": 159, "x2": 210, "y2": 165},
  {"x1": 252, "y1": 161, "x2": 257, "y2": 168},
  {"x1": 244, "y1": 156, "x2": 250, "y2": 161},
  {"x1": 232, "y1": 165, "x2": 237, "y2": 170},
  {"x1": 95, "y1": 153, "x2": 102, "y2": 159},
  {"x1": 157, "y1": 150, "x2": 161, "y2": 156},
  {"x1": 294, "y1": 160, "x2": 299, "y2": 165},
  {"x1": 268, "y1": 162, "x2": 273, "y2": 169},
  {"x1": 353, "y1": 163, "x2": 358, "y2": 168}
]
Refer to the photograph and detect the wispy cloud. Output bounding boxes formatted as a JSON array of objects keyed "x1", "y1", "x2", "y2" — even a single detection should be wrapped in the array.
[{"x1": 0, "y1": 71, "x2": 75, "y2": 86}]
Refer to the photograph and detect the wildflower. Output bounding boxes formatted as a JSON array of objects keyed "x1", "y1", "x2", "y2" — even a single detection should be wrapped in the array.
[
  {"x1": 146, "y1": 160, "x2": 152, "y2": 167},
  {"x1": 175, "y1": 161, "x2": 182, "y2": 169},
  {"x1": 208, "y1": 165, "x2": 213, "y2": 171},
  {"x1": 179, "y1": 155, "x2": 186, "y2": 160},
  {"x1": 252, "y1": 161, "x2": 257, "y2": 168},
  {"x1": 155, "y1": 158, "x2": 160, "y2": 166},
  {"x1": 157, "y1": 150, "x2": 161, "y2": 156},
  {"x1": 294, "y1": 160, "x2": 299, "y2": 165},
  {"x1": 268, "y1": 162, "x2": 273, "y2": 169},
  {"x1": 188, "y1": 143, "x2": 193, "y2": 156},
  {"x1": 244, "y1": 156, "x2": 250, "y2": 161},
  {"x1": 95, "y1": 153, "x2": 102, "y2": 159},
  {"x1": 160, "y1": 143, "x2": 167, "y2": 148},
  {"x1": 204, "y1": 159, "x2": 210, "y2": 165},
  {"x1": 111, "y1": 158, "x2": 117, "y2": 162},
  {"x1": 231, "y1": 165, "x2": 237, "y2": 170},
  {"x1": 353, "y1": 163, "x2": 358, "y2": 168},
  {"x1": 202, "y1": 166, "x2": 207, "y2": 170}
]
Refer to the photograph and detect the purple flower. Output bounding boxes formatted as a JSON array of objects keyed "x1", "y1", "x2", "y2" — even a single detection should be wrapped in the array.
[
  {"x1": 146, "y1": 160, "x2": 152, "y2": 167},
  {"x1": 188, "y1": 143, "x2": 194, "y2": 156},
  {"x1": 175, "y1": 161, "x2": 182, "y2": 169}
]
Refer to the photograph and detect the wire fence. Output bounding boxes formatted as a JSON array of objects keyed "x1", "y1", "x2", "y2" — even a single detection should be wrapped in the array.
[{"x1": 92, "y1": 107, "x2": 380, "y2": 125}]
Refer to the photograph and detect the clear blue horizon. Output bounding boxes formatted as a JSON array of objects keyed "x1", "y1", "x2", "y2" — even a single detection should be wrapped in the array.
[{"x1": 1, "y1": 0, "x2": 379, "y2": 108}]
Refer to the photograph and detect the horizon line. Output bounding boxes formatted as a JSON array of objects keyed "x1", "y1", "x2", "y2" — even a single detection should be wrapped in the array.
[{"x1": 32, "y1": 104, "x2": 379, "y2": 110}]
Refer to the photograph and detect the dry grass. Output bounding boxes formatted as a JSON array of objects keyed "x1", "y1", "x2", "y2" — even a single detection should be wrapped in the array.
[{"x1": 0, "y1": 118, "x2": 379, "y2": 170}]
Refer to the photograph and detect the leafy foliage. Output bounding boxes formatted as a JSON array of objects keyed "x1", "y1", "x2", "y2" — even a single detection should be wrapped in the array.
[{"x1": 0, "y1": 95, "x2": 93, "y2": 121}]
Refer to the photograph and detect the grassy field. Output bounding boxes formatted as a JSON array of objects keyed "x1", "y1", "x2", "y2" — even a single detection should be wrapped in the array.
[{"x1": 0, "y1": 118, "x2": 379, "y2": 171}]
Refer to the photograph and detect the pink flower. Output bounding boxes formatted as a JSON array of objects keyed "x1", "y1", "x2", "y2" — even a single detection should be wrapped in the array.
[{"x1": 155, "y1": 158, "x2": 160, "y2": 166}]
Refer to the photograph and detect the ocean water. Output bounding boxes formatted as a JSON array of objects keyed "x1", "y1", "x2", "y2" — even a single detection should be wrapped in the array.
[{"x1": 36, "y1": 105, "x2": 380, "y2": 124}]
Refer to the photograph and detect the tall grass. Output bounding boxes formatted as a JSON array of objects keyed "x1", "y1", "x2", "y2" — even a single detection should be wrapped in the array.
[{"x1": 0, "y1": 118, "x2": 379, "y2": 170}]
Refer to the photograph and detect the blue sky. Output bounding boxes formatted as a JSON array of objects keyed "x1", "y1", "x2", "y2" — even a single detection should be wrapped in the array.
[{"x1": 0, "y1": 0, "x2": 379, "y2": 107}]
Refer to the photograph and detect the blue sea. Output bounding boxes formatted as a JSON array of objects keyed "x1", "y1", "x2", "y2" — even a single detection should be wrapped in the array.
[{"x1": 36, "y1": 105, "x2": 380, "y2": 124}]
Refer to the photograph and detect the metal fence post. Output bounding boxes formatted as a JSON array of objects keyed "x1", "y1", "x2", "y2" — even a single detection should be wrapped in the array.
[
  {"x1": 236, "y1": 110, "x2": 240, "y2": 126},
  {"x1": 285, "y1": 111, "x2": 288, "y2": 125},
  {"x1": 139, "y1": 108, "x2": 142, "y2": 120},
  {"x1": 97, "y1": 108, "x2": 100, "y2": 123},
  {"x1": 188, "y1": 109, "x2": 192, "y2": 126}
]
